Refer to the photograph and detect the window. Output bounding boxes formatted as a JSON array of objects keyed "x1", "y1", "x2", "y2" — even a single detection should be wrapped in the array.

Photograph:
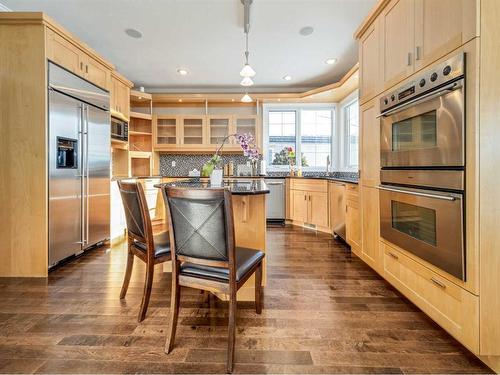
[
  {"x1": 301, "y1": 110, "x2": 332, "y2": 169},
  {"x1": 345, "y1": 100, "x2": 359, "y2": 170},
  {"x1": 264, "y1": 105, "x2": 334, "y2": 172},
  {"x1": 267, "y1": 111, "x2": 296, "y2": 169}
]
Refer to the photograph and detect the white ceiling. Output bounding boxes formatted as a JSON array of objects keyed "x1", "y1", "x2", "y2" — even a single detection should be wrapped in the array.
[{"x1": 2, "y1": 0, "x2": 375, "y2": 92}]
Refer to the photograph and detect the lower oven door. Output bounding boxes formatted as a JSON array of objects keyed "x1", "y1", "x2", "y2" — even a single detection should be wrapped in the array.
[{"x1": 379, "y1": 185, "x2": 465, "y2": 280}]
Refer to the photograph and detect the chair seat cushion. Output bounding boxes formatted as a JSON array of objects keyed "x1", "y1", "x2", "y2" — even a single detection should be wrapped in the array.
[
  {"x1": 134, "y1": 231, "x2": 171, "y2": 258},
  {"x1": 180, "y1": 247, "x2": 264, "y2": 282}
]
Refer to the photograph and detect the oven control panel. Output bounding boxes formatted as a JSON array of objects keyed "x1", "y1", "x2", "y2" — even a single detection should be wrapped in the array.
[{"x1": 380, "y1": 53, "x2": 464, "y2": 113}]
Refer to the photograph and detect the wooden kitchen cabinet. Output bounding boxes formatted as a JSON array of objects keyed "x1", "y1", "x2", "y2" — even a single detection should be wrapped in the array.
[
  {"x1": 361, "y1": 185, "x2": 381, "y2": 272},
  {"x1": 291, "y1": 190, "x2": 308, "y2": 223},
  {"x1": 289, "y1": 179, "x2": 329, "y2": 231},
  {"x1": 414, "y1": 0, "x2": 477, "y2": 70},
  {"x1": 382, "y1": 240, "x2": 479, "y2": 353},
  {"x1": 181, "y1": 116, "x2": 206, "y2": 147},
  {"x1": 359, "y1": 19, "x2": 381, "y2": 104},
  {"x1": 154, "y1": 115, "x2": 179, "y2": 150},
  {"x1": 380, "y1": 0, "x2": 415, "y2": 90},
  {"x1": 360, "y1": 99, "x2": 380, "y2": 187},
  {"x1": 111, "y1": 73, "x2": 132, "y2": 121},
  {"x1": 345, "y1": 185, "x2": 361, "y2": 256},
  {"x1": 208, "y1": 116, "x2": 232, "y2": 146},
  {"x1": 46, "y1": 29, "x2": 111, "y2": 90}
]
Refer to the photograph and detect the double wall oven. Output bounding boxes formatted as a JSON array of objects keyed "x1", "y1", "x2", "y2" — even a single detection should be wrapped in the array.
[{"x1": 378, "y1": 53, "x2": 466, "y2": 281}]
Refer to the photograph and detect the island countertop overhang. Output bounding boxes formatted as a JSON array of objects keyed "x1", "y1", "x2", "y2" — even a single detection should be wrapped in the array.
[{"x1": 154, "y1": 178, "x2": 270, "y2": 195}]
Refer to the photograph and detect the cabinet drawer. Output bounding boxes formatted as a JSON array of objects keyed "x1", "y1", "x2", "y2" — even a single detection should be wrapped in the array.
[
  {"x1": 290, "y1": 178, "x2": 327, "y2": 193},
  {"x1": 382, "y1": 241, "x2": 479, "y2": 353},
  {"x1": 345, "y1": 183, "x2": 359, "y2": 201}
]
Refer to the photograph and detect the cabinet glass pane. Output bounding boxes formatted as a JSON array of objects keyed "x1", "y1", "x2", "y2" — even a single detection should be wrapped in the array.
[
  {"x1": 157, "y1": 118, "x2": 176, "y2": 145},
  {"x1": 236, "y1": 117, "x2": 256, "y2": 137},
  {"x1": 391, "y1": 200, "x2": 437, "y2": 246},
  {"x1": 210, "y1": 118, "x2": 229, "y2": 145},
  {"x1": 183, "y1": 118, "x2": 203, "y2": 145}
]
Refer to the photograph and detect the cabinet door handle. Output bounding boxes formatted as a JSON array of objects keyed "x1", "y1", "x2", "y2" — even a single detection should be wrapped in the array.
[
  {"x1": 431, "y1": 277, "x2": 446, "y2": 289},
  {"x1": 80, "y1": 62, "x2": 83, "y2": 70},
  {"x1": 308, "y1": 195, "x2": 311, "y2": 201},
  {"x1": 407, "y1": 52, "x2": 412, "y2": 66},
  {"x1": 388, "y1": 252, "x2": 399, "y2": 260},
  {"x1": 416, "y1": 46, "x2": 421, "y2": 61},
  {"x1": 85, "y1": 64, "x2": 89, "y2": 73}
]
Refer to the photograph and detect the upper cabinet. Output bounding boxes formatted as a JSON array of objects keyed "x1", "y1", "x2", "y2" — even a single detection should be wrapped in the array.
[
  {"x1": 414, "y1": 0, "x2": 477, "y2": 70},
  {"x1": 110, "y1": 73, "x2": 132, "y2": 121},
  {"x1": 380, "y1": 0, "x2": 415, "y2": 90},
  {"x1": 359, "y1": 19, "x2": 381, "y2": 104},
  {"x1": 46, "y1": 29, "x2": 111, "y2": 91},
  {"x1": 357, "y1": 0, "x2": 477, "y2": 97}
]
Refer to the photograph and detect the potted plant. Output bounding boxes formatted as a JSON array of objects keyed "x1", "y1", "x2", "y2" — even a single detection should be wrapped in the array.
[{"x1": 202, "y1": 133, "x2": 260, "y2": 184}]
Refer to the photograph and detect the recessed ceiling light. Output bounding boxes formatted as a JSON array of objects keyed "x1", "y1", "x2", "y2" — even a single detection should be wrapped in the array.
[
  {"x1": 299, "y1": 26, "x2": 314, "y2": 36},
  {"x1": 125, "y1": 28, "x2": 142, "y2": 39},
  {"x1": 177, "y1": 68, "x2": 188, "y2": 76},
  {"x1": 325, "y1": 58, "x2": 338, "y2": 65},
  {"x1": 283, "y1": 75, "x2": 292, "y2": 81}
]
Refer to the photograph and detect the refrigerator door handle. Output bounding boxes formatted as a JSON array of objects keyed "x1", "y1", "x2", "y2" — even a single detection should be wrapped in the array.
[
  {"x1": 79, "y1": 104, "x2": 86, "y2": 246},
  {"x1": 84, "y1": 104, "x2": 90, "y2": 245}
]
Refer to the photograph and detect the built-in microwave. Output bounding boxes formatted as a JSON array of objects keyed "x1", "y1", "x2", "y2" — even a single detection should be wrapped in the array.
[{"x1": 111, "y1": 117, "x2": 128, "y2": 142}]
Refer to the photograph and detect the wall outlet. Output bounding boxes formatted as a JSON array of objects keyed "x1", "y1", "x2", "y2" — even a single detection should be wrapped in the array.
[{"x1": 171, "y1": 161, "x2": 176, "y2": 167}]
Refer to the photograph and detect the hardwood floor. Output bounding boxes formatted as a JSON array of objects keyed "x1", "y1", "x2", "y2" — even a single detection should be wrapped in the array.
[{"x1": 0, "y1": 225, "x2": 492, "y2": 374}]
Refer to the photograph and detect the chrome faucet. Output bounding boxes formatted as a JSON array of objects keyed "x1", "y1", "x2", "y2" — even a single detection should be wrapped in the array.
[{"x1": 326, "y1": 155, "x2": 331, "y2": 174}]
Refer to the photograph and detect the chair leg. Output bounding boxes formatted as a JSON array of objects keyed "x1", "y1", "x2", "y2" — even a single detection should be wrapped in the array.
[
  {"x1": 255, "y1": 262, "x2": 263, "y2": 314},
  {"x1": 137, "y1": 262, "x2": 154, "y2": 322},
  {"x1": 227, "y1": 287, "x2": 237, "y2": 373},
  {"x1": 165, "y1": 272, "x2": 180, "y2": 354},
  {"x1": 120, "y1": 250, "x2": 134, "y2": 299}
]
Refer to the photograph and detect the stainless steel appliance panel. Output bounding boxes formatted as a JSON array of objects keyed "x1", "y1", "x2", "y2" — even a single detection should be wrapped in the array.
[
  {"x1": 264, "y1": 179, "x2": 285, "y2": 220},
  {"x1": 379, "y1": 185, "x2": 465, "y2": 280},
  {"x1": 329, "y1": 181, "x2": 346, "y2": 240},
  {"x1": 380, "y1": 169, "x2": 464, "y2": 191},
  {"x1": 48, "y1": 90, "x2": 83, "y2": 267},
  {"x1": 85, "y1": 104, "x2": 111, "y2": 247},
  {"x1": 380, "y1": 80, "x2": 464, "y2": 168}
]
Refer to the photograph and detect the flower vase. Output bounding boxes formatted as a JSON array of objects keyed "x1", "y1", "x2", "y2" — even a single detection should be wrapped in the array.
[{"x1": 210, "y1": 169, "x2": 223, "y2": 186}]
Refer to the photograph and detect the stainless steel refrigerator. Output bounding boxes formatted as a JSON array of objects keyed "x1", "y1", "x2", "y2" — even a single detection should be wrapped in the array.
[{"x1": 48, "y1": 62, "x2": 111, "y2": 268}]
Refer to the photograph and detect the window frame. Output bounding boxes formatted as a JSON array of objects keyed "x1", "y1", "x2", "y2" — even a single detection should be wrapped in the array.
[
  {"x1": 263, "y1": 103, "x2": 336, "y2": 172},
  {"x1": 337, "y1": 90, "x2": 360, "y2": 172}
]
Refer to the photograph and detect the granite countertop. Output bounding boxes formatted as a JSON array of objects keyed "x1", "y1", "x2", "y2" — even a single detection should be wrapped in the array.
[
  {"x1": 158, "y1": 174, "x2": 359, "y2": 184},
  {"x1": 154, "y1": 178, "x2": 270, "y2": 195}
]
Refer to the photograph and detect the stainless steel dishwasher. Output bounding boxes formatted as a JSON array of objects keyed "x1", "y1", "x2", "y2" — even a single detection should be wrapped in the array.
[{"x1": 264, "y1": 178, "x2": 285, "y2": 224}]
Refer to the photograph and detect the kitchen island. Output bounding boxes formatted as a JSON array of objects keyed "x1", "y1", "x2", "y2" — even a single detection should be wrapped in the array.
[{"x1": 155, "y1": 179, "x2": 269, "y2": 301}]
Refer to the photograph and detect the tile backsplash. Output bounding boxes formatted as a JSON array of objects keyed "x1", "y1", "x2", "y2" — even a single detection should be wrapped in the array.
[{"x1": 160, "y1": 154, "x2": 261, "y2": 176}]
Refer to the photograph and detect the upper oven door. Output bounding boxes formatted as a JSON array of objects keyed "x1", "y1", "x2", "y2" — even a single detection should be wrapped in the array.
[
  {"x1": 379, "y1": 185, "x2": 465, "y2": 280},
  {"x1": 380, "y1": 79, "x2": 464, "y2": 168}
]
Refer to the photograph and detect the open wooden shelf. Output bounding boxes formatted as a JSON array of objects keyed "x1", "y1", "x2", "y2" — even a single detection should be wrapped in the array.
[
  {"x1": 129, "y1": 130, "x2": 152, "y2": 136},
  {"x1": 130, "y1": 111, "x2": 152, "y2": 120}
]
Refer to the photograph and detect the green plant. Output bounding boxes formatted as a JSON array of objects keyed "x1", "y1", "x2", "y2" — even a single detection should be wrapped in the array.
[{"x1": 272, "y1": 147, "x2": 308, "y2": 167}]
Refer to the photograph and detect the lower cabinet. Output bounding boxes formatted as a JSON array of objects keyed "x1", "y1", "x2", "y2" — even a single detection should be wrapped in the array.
[
  {"x1": 361, "y1": 185, "x2": 382, "y2": 271},
  {"x1": 289, "y1": 179, "x2": 329, "y2": 230},
  {"x1": 346, "y1": 188, "x2": 361, "y2": 256},
  {"x1": 382, "y1": 240, "x2": 479, "y2": 353}
]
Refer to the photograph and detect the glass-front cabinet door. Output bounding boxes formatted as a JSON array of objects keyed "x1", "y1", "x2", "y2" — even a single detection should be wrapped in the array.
[
  {"x1": 234, "y1": 115, "x2": 259, "y2": 146},
  {"x1": 154, "y1": 115, "x2": 178, "y2": 149},
  {"x1": 208, "y1": 116, "x2": 231, "y2": 146},
  {"x1": 181, "y1": 116, "x2": 205, "y2": 146}
]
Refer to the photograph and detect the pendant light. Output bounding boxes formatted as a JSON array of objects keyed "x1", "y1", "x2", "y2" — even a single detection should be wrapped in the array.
[
  {"x1": 240, "y1": 76, "x2": 254, "y2": 86},
  {"x1": 241, "y1": 93, "x2": 253, "y2": 103}
]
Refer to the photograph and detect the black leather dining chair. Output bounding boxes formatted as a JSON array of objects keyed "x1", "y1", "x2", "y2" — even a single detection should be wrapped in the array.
[
  {"x1": 161, "y1": 186, "x2": 265, "y2": 373},
  {"x1": 117, "y1": 180, "x2": 171, "y2": 322}
]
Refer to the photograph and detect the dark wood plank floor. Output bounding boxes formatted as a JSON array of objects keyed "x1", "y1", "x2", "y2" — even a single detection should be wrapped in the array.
[{"x1": 0, "y1": 226, "x2": 492, "y2": 374}]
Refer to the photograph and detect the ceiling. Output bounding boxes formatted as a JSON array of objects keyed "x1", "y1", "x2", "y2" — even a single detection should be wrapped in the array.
[{"x1": 1, "y1": 0, "x2": 375, "y2": 92}]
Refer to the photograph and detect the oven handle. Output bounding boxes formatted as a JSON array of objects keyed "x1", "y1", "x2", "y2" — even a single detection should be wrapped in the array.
[
  {"x1": 377, "y1": 185, "x2": 457, "y2": 201},
  {"x1": 378, "y1": 79, "x2": 463, "y2": 118}
]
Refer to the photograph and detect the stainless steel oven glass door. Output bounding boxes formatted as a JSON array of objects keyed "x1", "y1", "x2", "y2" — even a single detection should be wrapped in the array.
[
  {"x1": 380, "y1": 80, "x2": 464, "y2": 168},
  {"x1": 379, "y1": 185, "x2": 465, "y2": 280}
]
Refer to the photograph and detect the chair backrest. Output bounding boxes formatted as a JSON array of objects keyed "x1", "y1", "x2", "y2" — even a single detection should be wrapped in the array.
[
  {"x1": 117, "y1": 180, "x2": 153, "y2": 246},
  {"x1": 162, "y1": 187, "x2": 235, "y2": 266}
]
